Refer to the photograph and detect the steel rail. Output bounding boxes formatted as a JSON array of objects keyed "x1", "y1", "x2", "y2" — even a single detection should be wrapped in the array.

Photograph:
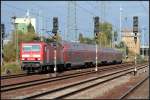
[
  {"x1": 1, "y1": 62, "x2": 132, "y2": 80},
  {"x1": 1, "y1": 73, "x2": 27, "y2": 80},
  {"x1": 1, "y1": 63, "x2": 133, "y2": 92},
  {"x1": 22, "y1": 65, "x2": 147, "y2": 99},
  {"x1": 119, "y1": 75, "x2": 149, "y2": 99}
]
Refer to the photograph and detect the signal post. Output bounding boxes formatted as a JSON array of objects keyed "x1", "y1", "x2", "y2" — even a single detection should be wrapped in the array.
[
  {"x1": 94, "y1": 16, "x2": 100, "y2": 72},
  {"x1": 133, "y1": 16, "x2": 138, "y2": 76},
  {"x1": 51, "y1": 17, "x2": 59, "y2": 77}
]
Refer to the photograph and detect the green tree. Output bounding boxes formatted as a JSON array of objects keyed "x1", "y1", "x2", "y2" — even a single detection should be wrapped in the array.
[
  {"x1": 114, "y1": 30, "x2": 118, "y2": 42},
  {"x1": 78, "y1": 22, "x2": 113, "y2": 46},
  {"x1": 79, "y1": 33, "x2": 84, "y2": 43},
  {"x1": 3, "y1": 42, "x2": 16, "y2": 62},
  {"x1": 119, "y1": 41, "x2": 124, "y2": 48},
  {"x1": 27, "y1": 22, "x2": 35, "y2": 33},
  {"x1": 96, "y1": 22, "x2": 113, "y2": 47},
  {"x1": 84, "y1": 37, "x2": 95, "y2": 44},
  {"x1": 78, "y1": 33, "x2": 95, "y2": 44}
]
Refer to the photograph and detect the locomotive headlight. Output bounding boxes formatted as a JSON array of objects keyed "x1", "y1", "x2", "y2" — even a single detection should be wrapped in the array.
[
  {"x1": 37, "y1": 58, "x2": 40, "y2": 60},
  {"x1": 33, "y1": 55, "x2": 41, "y2": 57}
]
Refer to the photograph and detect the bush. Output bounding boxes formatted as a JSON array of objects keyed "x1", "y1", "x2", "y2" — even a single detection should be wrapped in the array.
[
  {"x1": 3, "y1": 42, "x2": 16, "y2": 62},
  {"x1": 1, "y1": 62, "x2": 22, "y2": 75},
  {"x1": 136, "y1": 54, "x2": 146, "y2": 64}
]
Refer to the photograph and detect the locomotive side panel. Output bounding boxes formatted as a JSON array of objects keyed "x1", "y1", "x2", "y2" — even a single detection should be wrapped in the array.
[{"x1": 44, "y1": 43, "x2": 64, "y2": 65}]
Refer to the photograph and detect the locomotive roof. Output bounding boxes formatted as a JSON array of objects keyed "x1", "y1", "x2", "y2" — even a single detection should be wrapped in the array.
[
  {"x1": 21, "y1": 41, "x2": 46, "y2": 44},
  {"x1": 21, "y1": 40, "x2": 122, "y2": 53},
  {"x1": 62, "y1": 41, "x2": 122, "y2": 53}
]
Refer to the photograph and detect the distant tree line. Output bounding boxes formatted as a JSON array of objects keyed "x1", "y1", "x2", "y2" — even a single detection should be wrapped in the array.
[{"x1": 79, "y1": 22, "x2": 117, "y2": 47}]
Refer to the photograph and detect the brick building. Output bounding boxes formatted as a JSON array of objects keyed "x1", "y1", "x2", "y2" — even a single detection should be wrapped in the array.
[{"x1": 121, "y1": 29, "x2": 140, "y2": 55}]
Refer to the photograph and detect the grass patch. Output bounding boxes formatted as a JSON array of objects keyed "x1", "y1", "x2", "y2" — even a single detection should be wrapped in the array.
[
  {"x1": 1, "y1": 62, "x2": 23, "y2": 75},
  {"x1": 123, "y1": 55, "x2": 148, "y2": 64}
]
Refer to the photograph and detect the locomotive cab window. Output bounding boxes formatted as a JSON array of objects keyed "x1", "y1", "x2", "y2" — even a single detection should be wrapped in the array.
[
  {"x1": 32, "y1": 45, "x2": 40, "y2": 51},
  {"x1": 23, "y1": 45, "x2": 40, "y2": 52},
  {"x1": 23, "y1": 45, "x2": 32, "y2": 51}
]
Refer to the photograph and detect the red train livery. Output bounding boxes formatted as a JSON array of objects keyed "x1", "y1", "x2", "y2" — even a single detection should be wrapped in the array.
[{"x1": 20, "y1": 41, "x2": 123, "y2": 73}]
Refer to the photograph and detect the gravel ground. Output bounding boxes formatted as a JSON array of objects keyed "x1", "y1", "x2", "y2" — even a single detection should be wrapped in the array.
[
  {"x1": 1, "y1": 74, "x2": 49, "y2": 86},
  {"x1": 1, "y1": 73, "x2": 96, "y2": 99},
  {"x1": 1, "y1": 63, "x2": 132, "y2": 87},
  {"x1": 64, "y1": 74, "x2": 131, "y2": 99},
  {"x1": 1, "y1": 64, "x2": 146, "y2": 99},
  {"x1": 125, "y1": 78, "x2": 149, "y2": 99},
  {"x1": 96, "y1": 66, "x2": 149, "y2": 99},
  {"x1": 1, "y1": 67, "x2": 95, "y2": 86},
  {"x1": 1, "y1": 64, "x2": 131, "y2": 99},
  {"x1": 1, "y1": 65, "x2": 109, "y2": 86},
  {"x1": 63, "y1": 66, "x2": 149, "y2": 99}
]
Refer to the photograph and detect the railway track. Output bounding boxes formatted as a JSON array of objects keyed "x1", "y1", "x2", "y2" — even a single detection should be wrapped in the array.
[
  {"x1": 119, "y1": 75, "x2": 149, "y2": 99},
  {"x1": 0, "y1": 64, "x2": 115, "y2": 80},
  {"x1": 1, "y1": 63, "x2": 148, "y2": 99},
  {"x1": 1, "y1": 63, "x2": 133, "y2": 92},
  {"x1": 1, "y1": 73, "x2": 27, "y2": 80},
  {"x1": 22, "y1": 64, "x2": 148, "y2": 99},
  {"x1": 1, "y1": 62, "x2": 131, "y2": 80}
]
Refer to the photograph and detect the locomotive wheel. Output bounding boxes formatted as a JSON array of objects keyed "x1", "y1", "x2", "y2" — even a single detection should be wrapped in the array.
[
  {"x1": 37, "y1": 67, "x2": 42, "y2": 74},
  {"x1": 65, "y1": 63, "x2": 71, "y2": 70},
  {"x1": 90, "y1": 62, "x2": 94, "y2": 67},
  {"x1": 84, "y1": 62, "x2": 89, "y2": 68},
  {"x1": 84, "y1": 63, "x2": 87, "y2": 68},
  {"x1": 59, "y1": 64, "x2": 65, "y2": 72}
]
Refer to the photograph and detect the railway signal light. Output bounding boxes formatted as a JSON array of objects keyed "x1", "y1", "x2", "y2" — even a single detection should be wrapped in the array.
[
  {"x1": 1, "y1": 24, "x2": 5, "y2": 67},
  {"x1": 133, "y1": 16, "x2": 138, "y2": 44},
  {"x1": 52, "y1": 17, "x2": 58, "y2": 34},
  {"x1": 1, "y1": 24, "x2": 5, "y2": 48},
  {"x1": 133, "y1": 16, "x2": 138, "y2": 33},
  {"x1": 94, "y1": 16, "x2": 100, "y2": 37},
  {"x1": 1, "y1": 24, "x2": 5, "y2": 39},
  {"x1": 134, "y1": 33, "x2": 137, "y2": 44},
  {"x1": 95, "y1": 33, "x2": 98, "y2": 39}
]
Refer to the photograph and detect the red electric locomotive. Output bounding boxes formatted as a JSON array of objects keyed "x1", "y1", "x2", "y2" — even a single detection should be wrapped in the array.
[{"x1": 20, "y1": 41, "x2": 123, "y2": 73}]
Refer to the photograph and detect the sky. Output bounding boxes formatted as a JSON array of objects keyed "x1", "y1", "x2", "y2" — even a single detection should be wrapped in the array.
[{"x1": 1, "y1": 1, "x2": 149, "y2": 46}]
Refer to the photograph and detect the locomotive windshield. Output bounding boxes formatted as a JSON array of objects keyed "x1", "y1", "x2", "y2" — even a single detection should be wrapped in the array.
[
  {"x1": 23, "y1": 45, "x2": 40, "y2": 52},
  {"x1": 32, "y1": 45, "x2": 40, "y2": 51}
]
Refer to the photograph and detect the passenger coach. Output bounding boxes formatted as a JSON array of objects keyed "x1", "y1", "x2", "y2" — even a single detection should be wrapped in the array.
[{"x1": 20, "y1": 41, "x2": 123, "y2": 73}]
